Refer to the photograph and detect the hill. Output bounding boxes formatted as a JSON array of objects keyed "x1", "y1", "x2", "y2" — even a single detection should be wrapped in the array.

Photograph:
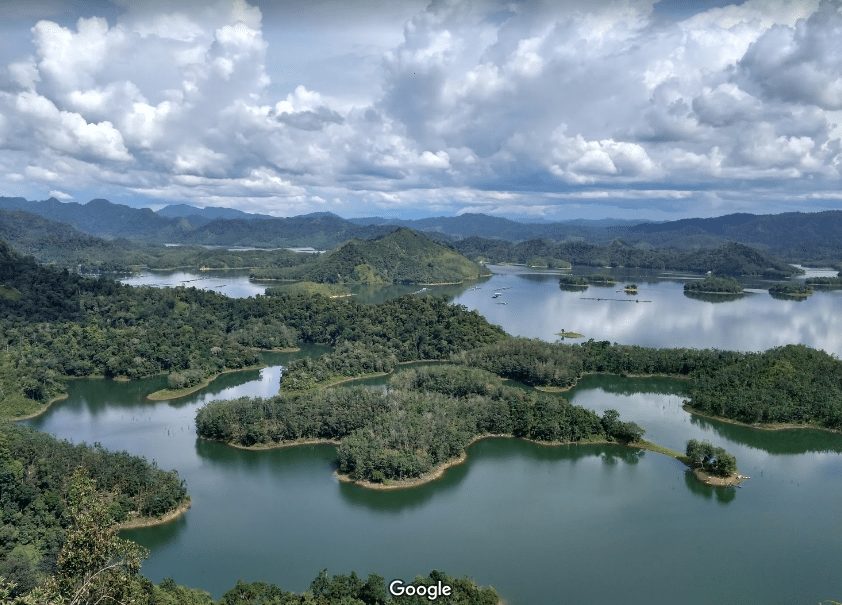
[
  {"x1": 454, "y1": 238, "x2": 799, "y2": 277},
  {"x1": 252, "y1": 228, "x2": 488, "y2": 284},
  {"x1": 157, "y1": 203, "x2": 271, "y2": 221},
  {"x1": 0, "y1": 210, "x2": 315, "y2": 273},
  {"x1": 622, "y1": 211, "x2": 842, "y2": 262},
  {"x1": 0, "y1": 197, "x2": 387, "y2": 248}
]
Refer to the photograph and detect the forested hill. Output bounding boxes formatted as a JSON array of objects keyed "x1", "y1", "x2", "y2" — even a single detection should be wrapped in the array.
[
  {"x1": 453, "y1": 239, "x2": 799, "y2": 278},
  {"x1": 620, "y1": 210, "x2": 842, "y2": 262},
  {"x1": 0, "y1": 210, "x2": 316, "y2": 273},
  {"x1": 253, "y1": 228, "x2": 489, "y2": 284},
  {"x1": 0, "y1": 197, "x2": 388, "y2": 248}
]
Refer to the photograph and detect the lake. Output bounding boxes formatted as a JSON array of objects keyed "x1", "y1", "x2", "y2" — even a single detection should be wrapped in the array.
[
  {"x1": 122, "y1": 265, "x2": 842, "y2": 354},
  {"x1": 23, "y1": 266, "x2": 842, "y2": 604}
]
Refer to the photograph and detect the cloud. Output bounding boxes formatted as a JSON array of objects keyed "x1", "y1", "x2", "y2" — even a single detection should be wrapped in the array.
[{"x1": 0, "y1": 0, "x2": 841, "y2": 218}]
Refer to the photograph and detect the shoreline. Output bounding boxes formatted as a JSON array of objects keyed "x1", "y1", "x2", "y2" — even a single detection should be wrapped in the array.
[
  {"x1": 8, "y1": 392, "x2": 69, "y2": 421},
  {"x1": 118, "y1": 498, "x2": 192, "y2": 530},
  {"x1": 228, "y1": 437, "x2": 340, "y2": 451},
  {"x1": 146, "y1": 364, "x2": 266, "y2": 401},
  {"x1": 682, "y1": 404, "x2": 842, "y2": 434},
  {"x1": 534, "y1": 371, "x2": 692, "y2": 394}
]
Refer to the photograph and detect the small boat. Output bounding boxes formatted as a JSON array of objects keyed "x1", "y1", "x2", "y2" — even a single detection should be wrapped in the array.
[{"x1": 492, "y1": 292, "x2": 501, "y2": 298}]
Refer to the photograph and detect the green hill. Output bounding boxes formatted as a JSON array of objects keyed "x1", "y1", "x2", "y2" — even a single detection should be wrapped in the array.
[{"x1": 253, "y1": 228, "x2": 488, "y2": 285}]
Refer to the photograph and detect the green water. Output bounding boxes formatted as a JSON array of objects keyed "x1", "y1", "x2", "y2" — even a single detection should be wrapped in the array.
[
  {"x1": 25, "y1": 358, "x2": 842, "y2": 604},
  {"x1": 23, "y1": 265, "x2": 842, "y2": 603}
]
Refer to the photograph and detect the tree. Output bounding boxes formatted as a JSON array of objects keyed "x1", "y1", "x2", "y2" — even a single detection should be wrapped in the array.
[{"x1": 43, "y1": 468, "x2": 148, "y2": 605}]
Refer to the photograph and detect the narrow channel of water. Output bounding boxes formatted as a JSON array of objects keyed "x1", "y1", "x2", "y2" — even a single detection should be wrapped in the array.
[{"x1": 24, "y1": 360, "x2": 842, "y2": 604}]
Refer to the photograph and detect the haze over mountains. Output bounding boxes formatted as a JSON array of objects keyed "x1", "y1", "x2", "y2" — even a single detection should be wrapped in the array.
[{"x1": 2, "y1": 196, "x2": 842, "y2": 263}]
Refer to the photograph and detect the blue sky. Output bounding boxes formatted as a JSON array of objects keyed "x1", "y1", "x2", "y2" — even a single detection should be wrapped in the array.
[{"x1": 1, "y1": 0, "x2": 841, "y2": 220}]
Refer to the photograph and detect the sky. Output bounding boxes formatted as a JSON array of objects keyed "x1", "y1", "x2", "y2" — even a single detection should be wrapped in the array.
[{"x1": 0, "y1": 0, "x2": 841, "y2": 220}]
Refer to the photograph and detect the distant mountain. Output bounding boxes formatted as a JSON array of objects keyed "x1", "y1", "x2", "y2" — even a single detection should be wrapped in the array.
[
  {"x1": 252, "y1": 228, "x2": 488, "y2": 284},
  {"x1": 0, "y1": 197, "x2": 386, "y2": 248},
  {"x1": 3, "y1": 196, "x2": 840, "y2": 262},
  {"x1": 453, "y1": 238, "x2": 799, "y2": 278},
  {"x1": 0, "y1": 197, "x2": 203, "y2": 241},
  {"x1": 157, "y1": 204, "x2": 271, "y2": 221},
  {"x1": 621, "y1": 211, "x2": 842, "y2": 262},
  {"x1": 347, "y1": 213, "x2": 654, "y2": 240}
]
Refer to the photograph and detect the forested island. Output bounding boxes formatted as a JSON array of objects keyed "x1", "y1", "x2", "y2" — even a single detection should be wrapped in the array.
[
  {"x1": 196, "y1": 365, "x2": 646, "y2": 486},
  {"x1": 769, "y1": 283, "x2": 813, "y2": 299},
  {"x1": 683, "y1": 276, "x2": 743, "y2": 295},
  {"x1": 557, "y1": 274, "x2": 616, "y2": 289},
  {"x1": 455, "y1": 239, "x2": 800, "y2": 278},
  {"x1": 250, "y1": 228, "x2": 488, "y2": 285},
  {"x1": 805, "y1": 275, "x2": 842, "y2": 288}
]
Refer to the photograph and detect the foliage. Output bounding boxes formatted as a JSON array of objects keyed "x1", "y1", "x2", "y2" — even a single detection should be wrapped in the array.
[
  {"x1": 197, "y1": 365, "x2": 640, "y2": 482},
  {"x1": 805, "y1": 276, "x2": 842, "y2": 288},
  {"x1": 251, "y1": 229, "x2": 487, "y2": 285},
  {"x1": 0, "y1": 242, "x2": 502, "y2": 419},
  {"x1": 0, "y1": 432, "x2": 186, "y2": 598},
  {"x1": 1, "y1": 465, "x2": 496, "y2": 604},
  {"x1": 685, "y1": 440, "x2": 737, "y2": 477},
  {"x1": 458, "y1": 339, "x2": 842, "y2": 430},
  {"x1": 456, "y1": 239, "x2": 800, "y2": 278},
  {"x1": 683, "y1": 276, "x2": 743, "y2": 294},
  {"x1": 769, "y1": 283, "x2": 813, "y2": 298},
  {"x1": 688, "y1": 344, "x2": 842, "y2": 429}
]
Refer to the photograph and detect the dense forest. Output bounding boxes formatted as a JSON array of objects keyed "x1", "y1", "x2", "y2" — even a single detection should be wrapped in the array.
[
  {"x1": 804, "y1": 275, "x2": 842, "y2": 288},
  {"x1": 0, "y1": 424, "x2": 187, "y2": 595},
  {"x1": 683, "y1": 276, "x2": 743, "y2": 294},
  {"x1": 453, "y1": 239, "x2": 798, "y2": 278},
  {"x1": 250, "y1": 228, "x2": 487, "y2": 285},
  {"x1": 0, "y1": 240, "x2": 503, "y2": 418},
  {"x1": 685, "y1": 440, "x2": 738, "y2": 477},
  {"x1": 0, "y1": 209, "x2": 318, "y2": 273},
  {"x1": 768, "y1": 283, "x2": 813, "y2": 299},
  {"x1": 0, "y1": 467, "x2": 497, "y2": 604},
  {"x1": 687, "y1": 345, "x2": 842, "y2": 429},
  {"x1": 454, "y1": 339, "x2": 842, "y2": 430},
  {"x1": 196, "y1": 365, "x2": 644, "y2": 483}
]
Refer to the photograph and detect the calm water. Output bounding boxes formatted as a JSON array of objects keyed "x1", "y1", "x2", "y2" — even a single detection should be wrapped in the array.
[
  {"x1": 22, "y1": 265, "x2": 842, "y2": 604},
  {"x1": 122, "y1": 265, "x2": 842, "y2": 354},
  {"x1": 453, "y1": 265, "x2": 842, "y2": 355}
]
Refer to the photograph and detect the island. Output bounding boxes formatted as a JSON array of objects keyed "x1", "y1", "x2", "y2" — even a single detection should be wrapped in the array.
[
  {"x1": 623, "y1": 283, "x2": 638, "y2": 294},
  {"x1": 683, "y1": 275, "x2": 743, "y2": 295},
  {"x1": 769, "y1": 282, "x2": 813, "y2": 299},
  {"x1": 249, "y1": 228, "x2": 489, "y2": 285}
]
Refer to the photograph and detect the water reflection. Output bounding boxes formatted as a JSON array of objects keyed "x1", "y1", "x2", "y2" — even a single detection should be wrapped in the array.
[
  {"x1": 452, "y1": 267, "x2": 842, "y2": 355},
  {"x1": 682, "y1": 471, "x2": 737, "y2": 504}
]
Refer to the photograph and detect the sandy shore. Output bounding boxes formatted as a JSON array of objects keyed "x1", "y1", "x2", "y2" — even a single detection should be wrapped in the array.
[{"x1": 118, "y1": 498, "x2": 192, "y2": 530}]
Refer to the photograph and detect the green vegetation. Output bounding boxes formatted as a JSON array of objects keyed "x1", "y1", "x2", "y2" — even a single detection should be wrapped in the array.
[
  {"x1": 526, "y1": 257, "x2": 572, "y2": 269},
  {"x1": 683, "y1": 276, "x2": 743, "y2": 294},
  {"x1": 251, "y1": 228, "x2": 487, "y2": 285},
  {"x1": 685, "y1": 440, "x2": 738, "y2": 477},
  {"x1": 769, "y1": 282, "x2": 813, "y2": 299},
  {"x1": 558, "y1": 275, "x2": 588, "y2": 288},
  {"x1": 805, "y1": 276, "x2": 842, "y2": 288},
  {"x1": 264, "y1": 281, "x2": 351, "y2": 298},
  {"x1": 0, "y1": 468, "x2": 497, "y2": 604},
  {"x1": 688, "y1": 344, "x2": 842, "y2": 429},
  {"x1": 623, "y1": 284, "x2": 638, "y2": 293},
  {"x1": 0, "y1": 208, "x2": 316, "y2": 273},
  {"x1": 457, "y1": 239, "x2": 800, "y2": 278},
  {"x1": 196, "y1": 365, "x2": 644, "y2": 484},
  {"x1": 586, "y1": 274, "x2": 616, "y2": 285},
  {"x1": 456, "y1": 339, "x2": 842, "y2": 431},
  {"x1": 0, "y1": 425, "x2": 187, "y2": 594},
  {"x1": 0, "y1": 241, "x2": 502, "y2": 420}
]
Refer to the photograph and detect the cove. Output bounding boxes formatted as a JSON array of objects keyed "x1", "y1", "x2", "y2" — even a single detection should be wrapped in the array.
[{"x1": 25, "y1": 358, "x2": 842, "y2": 604}]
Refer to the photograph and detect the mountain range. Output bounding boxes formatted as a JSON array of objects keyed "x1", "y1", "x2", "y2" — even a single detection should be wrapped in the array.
[{"x1": 2, "y1": 196, "x2": 841, "y2": 262}]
